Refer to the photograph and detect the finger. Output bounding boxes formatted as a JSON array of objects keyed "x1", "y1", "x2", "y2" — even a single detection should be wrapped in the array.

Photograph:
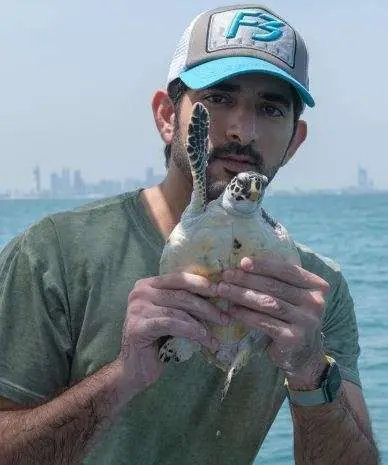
[
  {"x1": 218, "y1": 282, "x2": 293, "y2": 322},
  {"x1": 222, "y1": 269, "x2": 324, "y2": 307},
  {"x1": 150, "y1": 288, "x2": 230, "y2": 326},
  {"x1": 240, "y1": 257, "x2": 330, "y2": 293},
  {"x1": 140, "y1": 316, "x2": 219, "y2": 352},
  {"x1": 151, "y1": 272, "x2": 218, "y2": 298},
  {"x1": 229, "y1": 305, "x2": 291, "y2": 342}
]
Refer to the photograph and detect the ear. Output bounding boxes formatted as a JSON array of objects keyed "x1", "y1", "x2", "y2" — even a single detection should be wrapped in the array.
[
  {"x1": 281, "y1": 120, "x2": 307, "y2": 166},
  {"x1": 152, "y1": 90, "x2": 175, "y2": 145}
]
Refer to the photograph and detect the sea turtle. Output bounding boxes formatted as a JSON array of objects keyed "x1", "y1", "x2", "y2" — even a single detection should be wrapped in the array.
[{"x1": 158, "y1": 102, "x2": 301, "y2": 392}]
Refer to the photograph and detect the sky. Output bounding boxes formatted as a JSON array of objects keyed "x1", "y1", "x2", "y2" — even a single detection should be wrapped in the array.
[{"x1": 0, "y1": 0, "x2": 387, "y2": 193}]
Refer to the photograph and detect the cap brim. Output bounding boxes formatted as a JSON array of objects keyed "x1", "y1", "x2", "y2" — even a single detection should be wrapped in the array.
[{"x1": 180, "y1": 56, "x2": 315, "y2": 108}]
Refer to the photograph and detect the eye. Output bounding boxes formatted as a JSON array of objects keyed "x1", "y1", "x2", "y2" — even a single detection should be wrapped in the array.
[
  {"x1": 260, "y1": 104, "x2": 284, "y2": 117},
  {"x1": 203, "y1": 93, "x2": 232, "y2": 105}
]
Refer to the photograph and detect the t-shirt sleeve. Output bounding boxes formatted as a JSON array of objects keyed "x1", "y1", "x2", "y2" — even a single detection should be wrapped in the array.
[
  {"x1": 298, "y1": 244, "x2": 362, "y2": 388},
  {"x1": 0, "y1": 216, "x2": 73, "y2": 405},
  {"x1": 322, "y1": 269, "x2": 361, "y2": 387}
]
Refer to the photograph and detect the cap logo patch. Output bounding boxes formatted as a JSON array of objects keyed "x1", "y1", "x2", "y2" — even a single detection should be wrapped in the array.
[
  {"x1": 225, "y1": 11, "x2": 285, "y2": 42},
  {"x1": 207, "y1": 9, "x2": 296, "y2": 67}
]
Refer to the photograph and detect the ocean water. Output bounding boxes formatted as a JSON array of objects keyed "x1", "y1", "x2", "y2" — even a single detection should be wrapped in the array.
[{"x1": 0, "y1": 194, "x2": 387, "y2": 463}]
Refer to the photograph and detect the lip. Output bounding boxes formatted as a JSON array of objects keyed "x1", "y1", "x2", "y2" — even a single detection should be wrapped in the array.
[
  {"x1": 214, "y1": 156, "x2": 256, "y2": 173},
  {"x1": 218, "y1": 155, "x2": 252, "y2": 162}
]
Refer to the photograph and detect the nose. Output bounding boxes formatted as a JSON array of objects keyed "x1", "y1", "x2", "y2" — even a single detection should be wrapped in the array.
[{"x1": 225, "y1": 104, "x2": 256, "y2": 146}]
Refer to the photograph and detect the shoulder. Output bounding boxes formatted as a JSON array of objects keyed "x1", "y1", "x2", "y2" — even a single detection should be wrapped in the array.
[
  {"x1": 49, "y1": 190, "x2": 141, "y2": 227},
  {"x1": 30, "y1": 190, "x2": 142, "y2": 242},
  {"x1": 1, "y1": 190, "x2": 143, "y2": 265},
  {"x1": 296, "y1": 242, "x2": 342, "y2": 285}
]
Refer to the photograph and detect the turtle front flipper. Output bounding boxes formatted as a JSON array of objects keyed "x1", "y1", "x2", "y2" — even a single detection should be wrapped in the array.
[{"x1": 186, "y1": 102, "x2": 210, "y2": 214}]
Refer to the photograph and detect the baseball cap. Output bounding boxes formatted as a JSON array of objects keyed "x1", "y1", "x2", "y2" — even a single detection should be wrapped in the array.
[{"x1": 167, "y1": 4, "x2": 314, "y2": 107}]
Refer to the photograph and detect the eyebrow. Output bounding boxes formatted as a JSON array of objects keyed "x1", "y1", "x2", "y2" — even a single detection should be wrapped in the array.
[
  {"x1": 259, "y1": 92, "x2": 292, "y2": 109},
  {"x1": 205, "y1": 83, "x2": 292, "y2": 109}
]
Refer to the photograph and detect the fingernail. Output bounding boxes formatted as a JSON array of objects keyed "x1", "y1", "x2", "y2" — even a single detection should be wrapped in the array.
[{"x1": 241, "y1": 257, "x2": 254, "y2": 271}]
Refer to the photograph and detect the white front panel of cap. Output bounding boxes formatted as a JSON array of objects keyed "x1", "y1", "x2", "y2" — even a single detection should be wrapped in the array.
[{"x1": 207, "y1": 9, "x2": 296, "y2": 67}]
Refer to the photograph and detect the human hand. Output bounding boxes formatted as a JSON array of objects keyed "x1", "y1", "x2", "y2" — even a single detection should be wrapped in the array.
[
  {"x1": 117, "y1": 273, "x2": 229, "y2": 392},
  {"x1": 216, "y1": 256, "x2": 330, "y2": 389}
]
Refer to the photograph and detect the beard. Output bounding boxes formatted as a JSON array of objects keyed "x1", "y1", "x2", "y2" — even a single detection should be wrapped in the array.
[{"x1": 169, "y1": 128, "x2": 282, "y2": 201}]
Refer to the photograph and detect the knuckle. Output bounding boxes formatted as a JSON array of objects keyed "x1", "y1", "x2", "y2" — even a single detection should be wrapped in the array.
[
  {"x1": 296, "y1": 287, "x2": 308, "y2": 303},
  {"x1": 261, "y1": 293, "x2": 280, "y2": 311},
  {"x1": 128, "y1": 287, "x2": 142, "y2": 304},
  {"x1": 148, "y1": 318, "x2": 167, "y2": 333},
  {"x1": 270, "y1": 298, "x2": 287, "y2": 317},
  {"x1": 159, "y1": 288, "x2": 177, "y2": 302},
  {"x1": 264, "y1": 278, "x2": 280, "y2": 296},
  {"x1": 160, "y1": 307, "x2": 175, "y2": 318},
  {"x1": 129, "y1": 279, "x2": 152, "y2": 301},
  {"x1": 159, "y1": 288, "x2": 171, "y2": 300},
  {"x1": 175, "y1": 289, "x2": 189, "y2": 303}
]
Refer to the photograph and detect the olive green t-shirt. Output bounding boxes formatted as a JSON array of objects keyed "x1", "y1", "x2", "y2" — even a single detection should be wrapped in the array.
[{"x1": 0, "y1": 190, "x2": 361, "y2": 464}]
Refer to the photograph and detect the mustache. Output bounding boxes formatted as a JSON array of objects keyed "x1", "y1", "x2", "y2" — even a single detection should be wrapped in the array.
[{"x1": 208, "y1": 142, "x2": 263, "y2": 165}]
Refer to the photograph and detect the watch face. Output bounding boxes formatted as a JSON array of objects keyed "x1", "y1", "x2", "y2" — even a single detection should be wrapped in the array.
[{"x1": 325, "y1": 362, "x2": 342, "y2": 402}]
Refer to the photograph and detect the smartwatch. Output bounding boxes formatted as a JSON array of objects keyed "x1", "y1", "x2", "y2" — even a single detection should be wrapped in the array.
[{"x1": 285, "y1": 355, "x2": 342, "y2": 406}]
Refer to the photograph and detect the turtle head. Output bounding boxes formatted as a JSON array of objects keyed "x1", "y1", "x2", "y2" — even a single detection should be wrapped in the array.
[{"x1": 222, "y1": 171, "x2": 268, "y2": 213}]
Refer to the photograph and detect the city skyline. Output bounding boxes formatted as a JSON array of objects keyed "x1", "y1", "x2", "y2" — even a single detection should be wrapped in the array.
[{"x1": 0, "y1": 164, "x2": 383, "y2": 200}]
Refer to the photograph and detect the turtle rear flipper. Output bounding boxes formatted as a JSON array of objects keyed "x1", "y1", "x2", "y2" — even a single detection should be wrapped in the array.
[{"x1": 159, "y1": 337, "x2": 201, "y2": 363}]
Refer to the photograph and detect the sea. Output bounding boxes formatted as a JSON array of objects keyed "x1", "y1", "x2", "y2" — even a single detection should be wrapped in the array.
[{"x1": 0, "y1": 193, "x2": 387, "y2": 464}]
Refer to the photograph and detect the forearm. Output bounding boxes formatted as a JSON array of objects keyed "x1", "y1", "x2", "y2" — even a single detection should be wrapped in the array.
[
  {"x1": 0, "y1": 359, "x2": 136, "y2": 465},
  {"x1": 291, "y1": 387, "x2": 380, "y2": 465}
]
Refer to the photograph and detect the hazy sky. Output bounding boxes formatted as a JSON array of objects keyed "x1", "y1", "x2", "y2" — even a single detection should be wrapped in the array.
[{"x1": 0, "y1": 0, "x2": 387, "y2": 192}]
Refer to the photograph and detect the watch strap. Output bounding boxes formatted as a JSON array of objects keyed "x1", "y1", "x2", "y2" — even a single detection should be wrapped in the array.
[
  {"x1": 285, "y1": 355, "x2": 339, "y2": 406},
  {"x1": 286, "y1": 384, "x2": 330, "y2": 406}
]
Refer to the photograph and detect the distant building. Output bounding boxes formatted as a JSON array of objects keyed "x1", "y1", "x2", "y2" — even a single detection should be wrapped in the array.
[
  {"x1": 33, "y1": 165, "x2": 41, "y2": 195},
  {"x1": 61, "y1": 168, "x2": 71, "y2": 197},
  {"x1": 50, "y1": 172, "x2": 61, "y2": 197},
  {"x1": 357, "y1": 166, "x2": 374, "y2": 190},
  {"x1": 73, "y1": 170, "x2": 86, "y2": 196}
]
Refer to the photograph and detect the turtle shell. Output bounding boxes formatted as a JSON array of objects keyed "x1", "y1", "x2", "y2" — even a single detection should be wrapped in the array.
[{"x1": 159, "y1": 195, "x2": 301, "y2": 371}]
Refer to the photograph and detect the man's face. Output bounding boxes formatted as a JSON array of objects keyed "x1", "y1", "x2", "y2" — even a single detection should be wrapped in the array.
[{"x1": 170, "y1": 73, "x2": 298, "y2": 200}]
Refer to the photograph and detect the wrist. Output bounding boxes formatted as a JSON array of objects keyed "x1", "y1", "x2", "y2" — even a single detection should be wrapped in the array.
[
  {"x1": 108, "y1": 358, "x2": 144, "y2": 410},
  {"x1": 285, "y1": 354, "x2": 328, "y2": 390}
]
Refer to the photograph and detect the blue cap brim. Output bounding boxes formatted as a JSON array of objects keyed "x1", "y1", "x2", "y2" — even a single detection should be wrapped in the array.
[{"x1": 180, "y1": 56, "x2": 315, "y2": 108}]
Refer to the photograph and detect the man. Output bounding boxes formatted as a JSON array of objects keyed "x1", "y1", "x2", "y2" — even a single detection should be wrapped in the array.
[{"x1": 0, "y1": 4, "x2": 380, "y2": 464}]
